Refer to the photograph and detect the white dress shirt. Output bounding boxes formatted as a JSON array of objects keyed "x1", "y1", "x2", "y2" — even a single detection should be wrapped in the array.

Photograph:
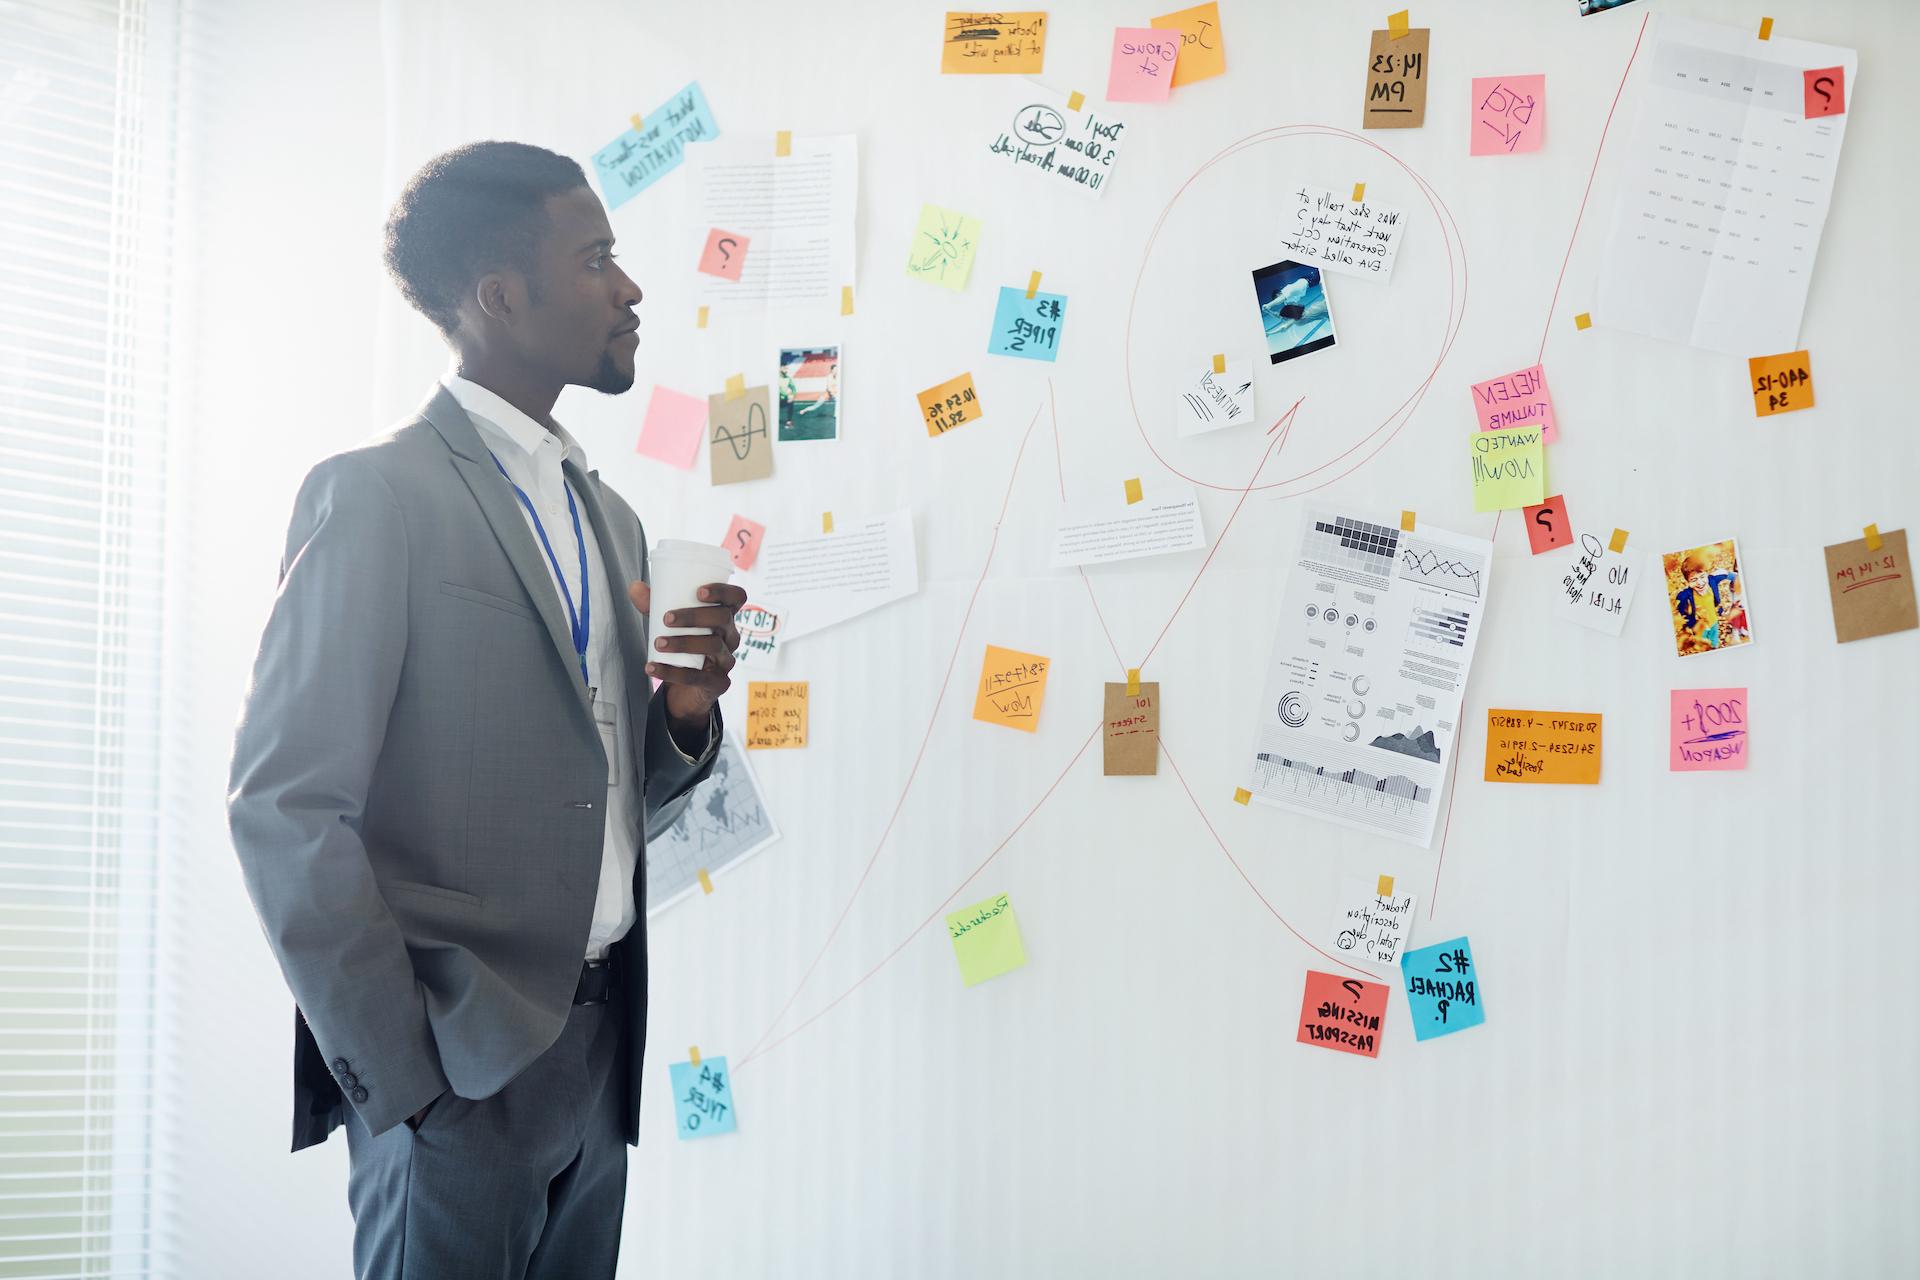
[{"x1": 441, "y1": 372, "x2": 665, "y2": 960}]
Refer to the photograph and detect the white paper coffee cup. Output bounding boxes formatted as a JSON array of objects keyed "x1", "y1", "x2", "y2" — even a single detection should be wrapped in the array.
[{"x1": 647, "y1": 539, "x2": 735, "y2": 669}]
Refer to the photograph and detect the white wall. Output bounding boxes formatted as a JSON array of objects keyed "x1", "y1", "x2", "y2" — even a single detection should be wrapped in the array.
[{"x1": 165, "y1": 1, "x2": 1920, "y2": 1276}]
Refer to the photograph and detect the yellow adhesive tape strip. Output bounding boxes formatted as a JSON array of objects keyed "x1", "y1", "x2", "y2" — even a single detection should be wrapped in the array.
[
  {"x1": 1387, "y1": 10, "x2": 1410, "y2": 39},
  {"x1": 629, "y1": 113, "x2": 645, "y2": 133},
  {"x1": 1067, "y1": 90, "x2": 1085, "y2": 111},
  {"x1": 841, "y1": 284, "x2": 854, "y2": 316},
  {"x1": 1026, "y1": 270, "x2": 1042, "y2": 299},
  {"x1": 697, "y1": 868, "x2": 713, "y2": 894},
  {"x1": 688, "y1": 1045, "x2": 700, "y2": 1066},
  {"x1": 1233, "y1": 787, "x2": 1251, "y2": 806},
  {"x1": 1377, "y1": 874, "x2": 1394, "y2": 897},
  {"x1": 1864, "y1": 523, "x2": 1883, "y2": 551},
  {"x1": 724, "y1": 373, "x2": 745, "y2": 400},
  {"x1": 822, "y1": 511, "x2": 834, "y2": 534},
  {"x1": 1212, "y1": 353, "x2": 1226, "y2": 374},
  {"x1": 1352, "y1": 182, "x2": 1366, "y2": 202},
  {"x1": 1758, "y1": 17, "x2": 1774, "y2": 40},
  {"x1": 1124, "y1": 478, "x2": 1144, "y2": 505},
  {"x1": 1609, "y1": 528, "x2": 1629, "y2": 554},
  {"x1": 775, "y1": 130, "x2": 791, "y2": 157},
  {"x1": 1126, "y1": 668, "x2": 1141, "y2": 696},
  {"x1": 1575, "y1": 312, "x2": 1593, "y2": 330},
  {"x1": 1400, "y1": 510, "x2": 1416, "y2": 532},
  {"x1": 696, "y1": 305, "x2": 709, "y2": 329}
]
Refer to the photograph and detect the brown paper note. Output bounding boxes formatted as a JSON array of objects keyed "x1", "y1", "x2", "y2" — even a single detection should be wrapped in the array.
[
  {"x1": 708, "y1": 386, "x2": 773, "y2": 485},
  {"x1": 1103, "y1": 681, "x2": 1159, "y2": 776},
  {"x1": 1824, "y1": 528, "x2": 1919, "y2": 643},
  {"x1": 1363, "y1": 27, "x2": 1429, "y2": 130}
]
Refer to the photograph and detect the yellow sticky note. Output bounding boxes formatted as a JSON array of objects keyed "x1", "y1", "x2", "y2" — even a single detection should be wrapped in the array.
[
  {"x1": 1387, "y1": 9, "x2": 1410, "y2": 39},
  {"x1": 746, "y1": 681, "x2": 808, "y2": 749},
  {"x1": 946, "y1": 893, "x2": 1027, "y2": 986},
  {"x1": 940, "y1": 11, "x2": 1046, "y2": 75},
  {"x1": 1485, "y1": 709, "x2": 1603, "y2": 784},
  {"x1": 1574, "y1": 312, "x2": 1592, "y2": 330},
  {"x1": 840, "y1": 284, "x2": 854, "y2": 316},
  {"x1": 1232, "y1": 787, "x2": 1251, "y2": 805},
  {"x1": 724, "y1": 373, "x2": 745, "y2": 401},
  {"x1": 918, "y1": 372, "x2": 983, "y2": 437},
  {"x1": 696, "y1": 305, "x2": 709, "y2": 329},
  {"x1": 1749, "y1": 350, "x2": 1813, "y2": 416},
  {"x1": 775, "y1": 130, "x2": 791, "y2": 157},
  {"x1": 1470, "y1": 426, "x2": 1546, "y2": 512},
  {"x1": 1124, "y1": 477, "x2": 1144, "y2": 505},
  {"x1": 972, "y1": 644, "x2": 1050, "y2": 732},
  {"x1": 1151, "y1": 2, "x2": 1226, "y2": 87},
  {"x1": 1377, "y1": 874, "x2": 1394, "y2": 897},
  {"x1": 697, "y1": 868, "x2": 713, "y2": 894},
  {"x1": 908, "y1": 204, "x2": 981, "y2": 292}
]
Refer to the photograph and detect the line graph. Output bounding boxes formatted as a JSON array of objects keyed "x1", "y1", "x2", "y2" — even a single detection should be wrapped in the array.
[{"x1": 1398, "y1": 541, "x2": 1485, "y2": 598}]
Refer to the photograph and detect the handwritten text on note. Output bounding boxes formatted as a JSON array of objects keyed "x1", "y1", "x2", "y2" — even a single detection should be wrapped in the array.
[
  {"x1": 973, "y1": 645, "x2": 1051, "y2": 731},
  {"x1": 1279, "y1": 185, "x2": 1405, "y2": 281},
  {"x1": 745, "y1": 680, "x2": 807, "y2": 749}
]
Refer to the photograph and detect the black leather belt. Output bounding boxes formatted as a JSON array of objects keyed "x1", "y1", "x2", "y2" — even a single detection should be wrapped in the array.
[{"x1": 574, "y1": 956, "x2": 617, "y2": 1006}]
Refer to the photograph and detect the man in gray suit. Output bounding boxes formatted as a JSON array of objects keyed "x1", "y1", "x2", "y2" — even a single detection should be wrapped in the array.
[{"x1": 227, "y1": 141, "x2": 747, "y2": 1278}]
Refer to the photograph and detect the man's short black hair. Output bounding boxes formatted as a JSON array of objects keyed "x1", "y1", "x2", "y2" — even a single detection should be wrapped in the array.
[{"x1": 382, "y1": 141, "x2": 589, "y2": 337}]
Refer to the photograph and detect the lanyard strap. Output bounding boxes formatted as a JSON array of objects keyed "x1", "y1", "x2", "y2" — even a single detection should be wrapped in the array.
[{"x1": 488, "y1": 450, "x2": 590, "y2": 687}]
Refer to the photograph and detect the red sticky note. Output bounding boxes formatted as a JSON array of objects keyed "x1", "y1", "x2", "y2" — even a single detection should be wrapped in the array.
[
  {"x1": 698, "y1": 228, "x2": 750, "y2": 281},
  {"x1": 723, "y1": 514, "x2": 765, "y2": 570},
  {"x1": 1670, "y1": 688, "x2": 1748, "y2": 772},
  {"x1": 1296, "y1": 970, "x2": 1390, "y2": 1058},
  {"x1": 1803, "y1": 67, "x2": 1845, "y2": 119},
  {"x1": 1523, "y1": 494, "x2": 1571, "y2": 555},
  {"x1": 1470, "y1": 363, "x2": 1557, "y2": 443},
  {"x1": 635, "y1": 385, "x2": 707, "y2": 470}
]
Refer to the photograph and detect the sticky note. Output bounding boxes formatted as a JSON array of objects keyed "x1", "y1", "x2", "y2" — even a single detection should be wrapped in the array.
[
  {"x1": 1469, "y1": 426, "x2": 1545, "y2": 511},
  {"x1": 1484, "y1": 709, "x2": 1603, "y2": 784},
  {"x1": 1470, "y1": 75, "x2": 1545, "y2": 155},
  {"x1": 907, "y1": 204, "x2": 981, "y2": 291},
  {"x1": 1107, "y1": 27, "x2": 1181, "y2": 102},
  {"x1": 1297, "y1": 971, "x2": 1390, "y2": 1058},
  {"x1": 1824, "y1": 528, "x2": 1919, "y2": 643},
  {"x1": 973, "y1": 645, "x2": 1050, "y2": 732},
  {"x1": 1523, "y1": 494, "x2": 1570, "y2": 555},
  {"x1": 1363, "y1": 26, "x2": 1428, "y2": 129},
  {"x1": 635, "y1": 385, "x2": 708, "y2": 469},
  {"x1": 1103, "y1": 681, "x2": 1159, "y2": 776},
  {"x1": 1749, "y1": 350, "x2": 1813, "y2": 416},
  {"x1": 1401, "y1": 938, "x2": 1482, "y2": 1041},
  {"x1": 918, "y1": 372, "x2": 983, "y2": 437},
  {"x1": 1670, "y1": 688, "x2": 1748, "y2": 772},
  {"x1": 946, "y1": 893, "x2": 1026, "y2": 986},
  {"x1": 745, "y1": 681, "x2": 807, "y2": 749},
  {"x1": 722, "y1": 514, "x2": 765, "y2": 570},
  {"x1": 668, "y1": 1056, "x2": 736, "y2": 1138},
  {"x1": 731, "y1": 601, "x2": 783, "y2": 669},
  {"x1": 590, "y1": 82, "x2": 719, "y2": 209},
  {"x1": 941, "y1": 11, "x2": 1046, "y2": 75},
  {"x1": 1470, "y1": 363, "x2": 1557, "y2": 442},
  {"x1": 1556, "y1": 531, "x2": 1638, "y2": 636},
  {"x1": 697, "y1": 228, "x2": 749, "y2": 281},
  {"x1": 988, "y1": 286, "x2": 1068, "y2": 361},
  {"x1": 1329, "y1": 876, "x2": 1418, "y2": 967},
  {"x1": 1803, "y1": 66, "x2": 1845, "y2": 118},
  {"x1": 1150, "y1": 3, "x2": 1225, "y2": 87},
  {"x1": 707, "y1": 386, "x2": 772, "y2": 486}
]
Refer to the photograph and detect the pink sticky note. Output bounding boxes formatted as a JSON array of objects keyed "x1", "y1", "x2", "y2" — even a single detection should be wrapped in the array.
[
  {"x1": 1107, "y1": 27, "x2": 1181, "y2": 102},
  {"x1": 1471, "y1": 364, "x2": 1557, "y2": 444},
  {"x1": 698, "y1": 228, "x2": 749, "y2": 281},
  {"x1": 1471, "y1": 75, "x2": 1545, "y2": 155},
  {"x1": 723, "y1": 515, "x2": 765, "y2": 570},
  {"x1": 1670, "y1": 688, "x2": 1748, "y2": 772},
  {"x1": 1803, "y1": 67, "x2": 1845, "y2": 119},
  {"x1": 635, "y1": 385, "x2": 707, "y2": 469}
]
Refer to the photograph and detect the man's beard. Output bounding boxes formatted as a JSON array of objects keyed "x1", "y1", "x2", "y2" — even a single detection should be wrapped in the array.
[{"x1": 586, "y1": 350, "x2": 635, "y2": 395}]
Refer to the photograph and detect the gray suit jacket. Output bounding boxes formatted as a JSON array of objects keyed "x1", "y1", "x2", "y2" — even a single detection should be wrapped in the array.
[{"x1": 227, "y1": 384, "x2": 717, "y2": 1153}]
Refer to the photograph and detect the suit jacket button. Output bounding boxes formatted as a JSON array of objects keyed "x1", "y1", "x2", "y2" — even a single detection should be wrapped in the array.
[
  {"x1": 350, "y1": 1087, "x2": 368, "y2": 1103},
  {"x1": 332, "y1": 1057, "x2": 349, "y2": 1073},
  {"x1": 340, "y1": 1072, "x2": 359, "y2": 1088}
]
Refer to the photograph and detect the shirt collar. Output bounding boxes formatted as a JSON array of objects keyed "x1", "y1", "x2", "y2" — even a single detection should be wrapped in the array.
[{"x1": 440, "y1": 371, "x2": 592, "y2": 473}]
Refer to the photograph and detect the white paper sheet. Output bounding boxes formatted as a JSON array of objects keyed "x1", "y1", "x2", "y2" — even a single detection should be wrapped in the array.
[
  {"x1": 1327, "y1": 875, "x2": 1418, "y2": 968},
  {"x1": 1174, "y1": 358, "x2": 1256, "y2": 437},
  {"x1": 1553, "y1": 531, "x2": 1638, "y2": 636},
  {"x1": 645, "y1": 734, "x2": 778, "y2": 916},
  {"x1": 685, "y1": 134, "x2": 858, "y2": 313},
  {"x1": 1594, "y1": 16, "x2": 1856, "y2": 355},
  {"x1": 1246, "y1": 509, "x2": 1494, "y2": 848},
  {"x1": 744, "y1": 509, "x2": 917, "y2": 641},
  {"x1": 985, "y1": 81, "x2": 1128, "y2": 198},
  {"x1": 1277, "y1": 185, "x2": 1405, "y2": 281},
  {"x1": 1050, "y1": 485, "x2": 1206, "y2": 568}
]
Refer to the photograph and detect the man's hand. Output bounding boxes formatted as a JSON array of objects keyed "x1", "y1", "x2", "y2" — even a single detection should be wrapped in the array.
[{"x1": 628, "y1": 579, "x2": 747, "y2": 737}]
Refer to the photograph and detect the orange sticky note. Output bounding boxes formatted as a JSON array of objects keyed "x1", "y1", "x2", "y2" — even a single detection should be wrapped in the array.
[
  {"x1": 698, "y1": 228, "x2": 749, "y2": 281},
  {"x1": 917, "y1": 372, "x2": 983, "y2": 437},
  {"x1": 723, "y1": 514, "x2": 765, "y2": 570},
  {"x1": 1749, "y1": 350, "x2": 1813, "y2": 416},
  {"x1": 972, "y1": 645, "x2": 1051, "y2": 732},
  {"x1": 746, "y1": 681, "x2": 808, "y2": 749},
  {"x1": 940, "y1": 10, "x2": 1046, "y2": 75},
  {"x1": 1484, "y1": 709, "x2": 1602, "y2": 784},
  {"x1": 1151, "y1": 2, "x2": 1226, "y2": 87}
]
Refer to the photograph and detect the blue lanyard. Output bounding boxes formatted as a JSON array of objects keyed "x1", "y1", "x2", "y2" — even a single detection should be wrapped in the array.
[{"x1": 488, "y1": 450, "x2": 590, "y2": 688}]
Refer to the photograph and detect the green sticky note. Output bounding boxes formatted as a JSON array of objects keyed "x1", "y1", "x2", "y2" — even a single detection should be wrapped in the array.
[
  {"x1": 907, "y1": 204, "x2": 980, "y2": 292},
  {"x1": 946, "y1": 892, "x2": 1026, "y2": 986},
  {"x1": 1470, "y1": 425, "x2": 1546, "y2": 511}
]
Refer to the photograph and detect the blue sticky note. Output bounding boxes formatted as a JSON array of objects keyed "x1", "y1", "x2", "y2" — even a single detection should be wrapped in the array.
[
  {"x1": 591, "y1": 82, "x2": 719, "y2": 209},
  {"x1": 1400, "y1": 936, "x2": 1485, "y2": 1041},
  {"x1": 668, "y1": 1056, "x2": 737, "y2": 1139},
  {"x1": 987, "y1": 286, "x2": 1068, "y2": 362}
]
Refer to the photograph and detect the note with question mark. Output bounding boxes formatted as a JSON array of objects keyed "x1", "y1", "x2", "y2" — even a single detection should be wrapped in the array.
[
  {"x1": 1296, "y1": 969, "x2": 1391, "y2": 1058},
  {"x1": 698, "y1": 227, "x2": 750, "y2": 281},
  {"x1": 1803, "y1": 66, "x2": 1845, "y2": 119},
  {"x1": 723, "y1": 514, "x2": 765, "y2": 570},
  {"x1": 1523, "y1": 494, "x2": 1569, "y2": 555}
]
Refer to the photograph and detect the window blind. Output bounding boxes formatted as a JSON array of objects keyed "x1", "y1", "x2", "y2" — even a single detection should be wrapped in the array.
[{"x1": 0, "y1": 2, "x2": 184, "y2": 1276}]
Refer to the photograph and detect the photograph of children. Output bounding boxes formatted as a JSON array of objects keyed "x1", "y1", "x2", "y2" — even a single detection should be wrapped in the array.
[
  {"x1": 1251, "y1": 260, "x2": 1337, "y2": 366},
  {"x1": 1662, "y1": 539, "x2": 1753, "y2": 656},
  {"x1": 776, "y1": 345, "x2": 841, "y2": 442}
]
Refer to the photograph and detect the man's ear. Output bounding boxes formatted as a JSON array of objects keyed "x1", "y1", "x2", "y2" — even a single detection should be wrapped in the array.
[{"x1": 473, "y1": 272, "x2": 515, "y2": 326}]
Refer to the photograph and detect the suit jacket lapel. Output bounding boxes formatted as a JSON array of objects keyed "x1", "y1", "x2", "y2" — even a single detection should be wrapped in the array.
[
  {"x1": 563, "y1": 454, "x2": 653, "y2": 749},
  {"x1": 421, "y1": 385, "x2": 593, "y2": 727}
]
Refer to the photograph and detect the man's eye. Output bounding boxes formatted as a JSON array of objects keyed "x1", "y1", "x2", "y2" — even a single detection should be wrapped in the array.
[{"x1": 591, "y1": 252, "x2": 618, "y2": 269}]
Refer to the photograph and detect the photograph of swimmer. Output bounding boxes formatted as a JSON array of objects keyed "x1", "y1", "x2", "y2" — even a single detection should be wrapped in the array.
[{"x1": 1251, "y1": 259, "x2": 1338, "y2": 365}]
